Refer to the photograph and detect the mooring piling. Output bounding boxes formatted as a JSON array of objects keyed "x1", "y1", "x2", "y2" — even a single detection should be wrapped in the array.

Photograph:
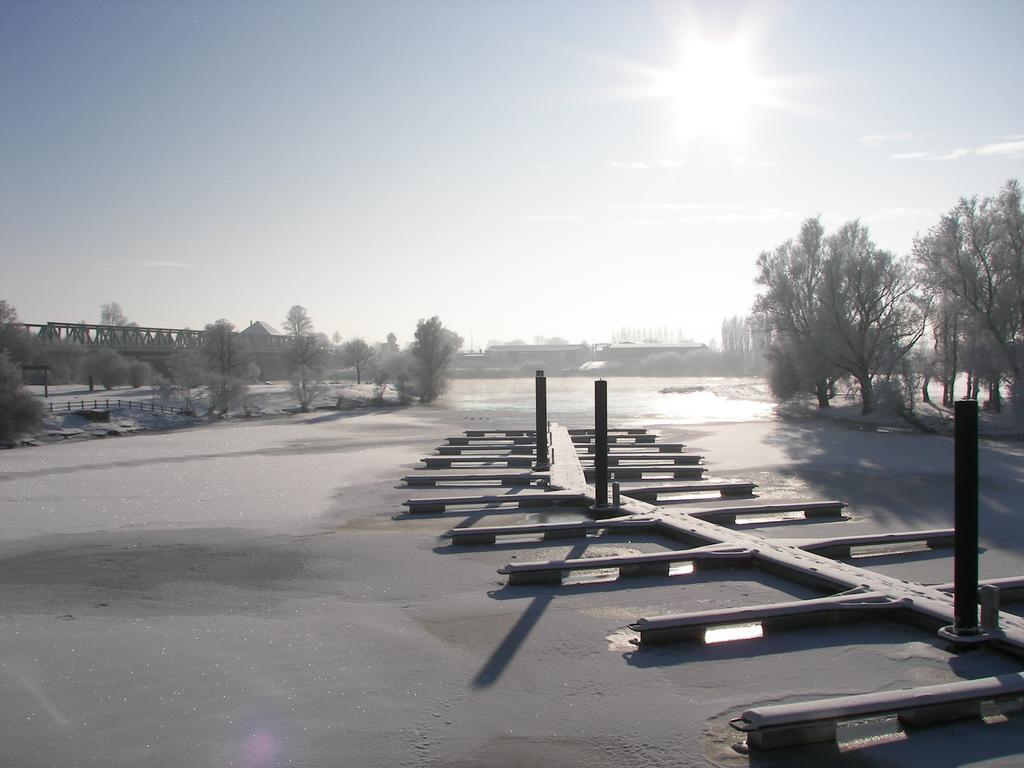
[
  {"x1": 938, "y1": 398, "x2": 985, "y2": 645},
  {"x1": 954, "y1": 399, "x2": 980, "y2": 636},
  {"x1": 534, "y1": 370, "x2": 550, "y2": 470},
  {"x1": 594, "y1": 379, "x2": 609, "y2": 508}
]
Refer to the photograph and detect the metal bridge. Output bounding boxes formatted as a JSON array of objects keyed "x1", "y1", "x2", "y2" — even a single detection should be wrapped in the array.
[{"x1": 22, "y1": 322, "x2": 293, "y2": 358}]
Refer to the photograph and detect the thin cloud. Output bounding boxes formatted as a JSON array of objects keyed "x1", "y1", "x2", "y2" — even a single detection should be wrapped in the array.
[
  {"x1": 610, "y1": 202, "x2": 802, "y2": 224},
  {"x1": 609, "y1": 202, "x2": 747, "y2": 213},
  {"x1": 610, "y1": 157, "x2": 776, "y2": 170},
  {"x1": 891, "y1": 147, "x2": 970, "y2": 161},
  {"x1": 98, "y1": 261, "x2": 194, "y2": 268},
  {"x1": 520, "y1": 215, "x2": 584, "y2": 222},
  {"x1": 610, "y1": 161, "x2": 651, "y2": 170},
  {"x1": 977, "y1": 139, "x2": 1024, "y2": 158},
  {"x1": 891, "y1": 135, "x2": 1024, "y2": 161},
  {"x1": 732, "y1": 155, "x2": 781, "y2": 168},
  {"x1": 862, "y1": 207, "x2": 935, "y2": 222},
  {"x1": 859, "y1": 132, "x2": 912, "y2": 147},
  {"x1": 671, "y1": 207, "x2": 802, "y2": 224}
]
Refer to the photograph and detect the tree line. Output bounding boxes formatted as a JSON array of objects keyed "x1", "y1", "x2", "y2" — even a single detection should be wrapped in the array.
[
  {"x1": 0, "y1": 301, "x2": 463, "y2": 442},
  {"x1": 755, "y1": 178, "x2": 1022, "y2": 415}
]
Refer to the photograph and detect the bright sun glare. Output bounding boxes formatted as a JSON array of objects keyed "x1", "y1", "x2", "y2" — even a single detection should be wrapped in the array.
[
  {"x1": 658, "y1": 37, "x2": 766, "y2": 141},
  {"x1": 606, "y1": 14, "x2": 792, "y2": 151}
]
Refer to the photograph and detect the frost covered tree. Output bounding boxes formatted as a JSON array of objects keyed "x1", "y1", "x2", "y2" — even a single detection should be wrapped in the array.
[
  {"x1": 0, "y1": 351, "x2": 43, "y2": 444},
  {"x1": 283, "y1": 305, "x2": 313, "y2": 337},
  {"x1": 100, "y1": 302, "x2": 132, "y2": 326},
  {"x1": 166, "y1": 349, "x2": 205, "y2": 415},
  {"x1": 86, "y1": 349, "x2": 130, "y2": 389},
  {"x1": 339, "y1": 338, "x2": 375, "y2": 384},
  {"x1": 754, "y1": 218, "x2": 840, "y2": 407},
  {"x1": 289, "y1": 332, "x2": 328, "y2": 412},
  {"x1": 127, "y1": 359, "x2": 153, "y2": 387},
  {"x1": 282, "y1": 307, "x2": 327, "y2": 412},
  {"x1": 0, "y1": 300, "x2": 32, "y2": 365},
  {"x1": 818, "y1": 221, "x2": 927, "y2": 414},
  {"x1": 914, "y1": 179, "x2": 1023, "y2": 408},
  {"x1": 201, "y1": 319, "x2": 249, "y2": 416},
  {"x1": 0, "y1": 300, "x2": 16, "y2": 325},
  {"x1": 410, "y1": 316, "x2": 462, "y2": 403},
  {"x1": 378, "y1": 349, "x2": 414, "y2": 404},
  {"x1": 755, "y1": 218, "x2": 927, "y2": 414},
  {"x1": 720, "y1": 315, "x2": 766, "y2": 375}
]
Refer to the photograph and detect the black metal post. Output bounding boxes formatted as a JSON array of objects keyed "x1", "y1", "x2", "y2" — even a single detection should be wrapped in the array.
[
  {"x1": 534, "y1": 370, "x2": 549, "y2": 470},
  {"x1": 595, "y1": 380, "x2": 608, "y2": 508},
  {"x1": 953, "y1": 399, "x2": 980, "y2": 635}
]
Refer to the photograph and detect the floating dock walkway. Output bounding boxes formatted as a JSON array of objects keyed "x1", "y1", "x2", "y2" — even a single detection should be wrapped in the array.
[{"x1": 399, "y1": 375, "x2": 1024, "y2": 754}]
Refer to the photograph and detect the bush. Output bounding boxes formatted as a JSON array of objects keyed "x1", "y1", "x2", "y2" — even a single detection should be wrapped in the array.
[
  {"x1": 127, "y1": 359, "x2": 153, "y2": 388},
  {"x1": 87, "y1": 349, "x2": 130, "y2": 389},
  {"x1": 166, "y1": 349, "x2": 205, "y2": 415},
  {"x1": 37, "y1": 340, "x2": 86, "y2": 384},
  {"x1": 0, "y1": 352, "x2": 44, "y2": 444},
  {"x1": 765, "y1": 351, "x2": 801, "y2": 402},
  {"x1": 379, "y1": 350, "x2": 414, "y2": 404},
  {"x1": 411, "y1": 316, "x2": 461, "y2": 402},
  {"x1": 206, "y1": 374, "x2": 248, "y2": 417}
]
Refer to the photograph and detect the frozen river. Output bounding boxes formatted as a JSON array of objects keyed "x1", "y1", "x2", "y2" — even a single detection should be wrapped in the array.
[
  {"x1": 2, "y1": 379, "x2": 1023, "y2": 767},
  {"x1": 441, "y1": 376, "x2": 776, "y2": 425}
]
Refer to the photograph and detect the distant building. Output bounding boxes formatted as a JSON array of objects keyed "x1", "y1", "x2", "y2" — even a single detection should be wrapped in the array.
[
  {"x1": 238, "y1": 321, "x2": 290, "y2": 378},
  {"x1": 239, "y1": 320, "x2": 286, "y2": 337},
  {"x1": 595, "y1": 342, "x2": 706, "y2": 361},
  {"x1": 485, "y1": 344, "x2": 591, "y2": 367}
]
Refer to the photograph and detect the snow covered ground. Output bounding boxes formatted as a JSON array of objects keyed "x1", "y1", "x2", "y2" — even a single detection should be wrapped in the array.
[{"x1": 2, "y1": 378, "x2": 1023, "y2": 767}]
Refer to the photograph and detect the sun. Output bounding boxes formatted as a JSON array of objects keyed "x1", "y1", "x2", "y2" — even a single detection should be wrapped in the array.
[
  {"x1": 655, "y1": 35, "x2": 768, "y2": 143},
  {"x1": 599, "y1": 15, "x2": 794, "y2": 152}
]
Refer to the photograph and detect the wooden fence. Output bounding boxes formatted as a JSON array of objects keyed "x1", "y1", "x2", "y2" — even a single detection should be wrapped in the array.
[{"x1": 47, "y1": 399, "x2": 184, "y2": 415}]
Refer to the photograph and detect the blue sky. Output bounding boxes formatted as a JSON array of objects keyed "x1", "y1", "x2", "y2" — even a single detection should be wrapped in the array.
[{"x1": 2, "y1": 0, "x2": 1022, "y2": 347}]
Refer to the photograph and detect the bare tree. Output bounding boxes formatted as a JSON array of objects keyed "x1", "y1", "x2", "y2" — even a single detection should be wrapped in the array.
[
  {"x1": 754, "y1": 218, "x2": 840, "y2": 407},
  {"x1": 720, "y1": 315, "x2": 766, "y2": 375},
  {"x1": 818, "y1": 221, "x2": 928, "y2": 414},
  {"x1": 339, "y1": 338, "x2": 375, "y2": 384},
  {"x1": 283, "y1": 305, "x2": 313, "y2": 336},
  {"x1": 167, "y1": 349, "x2": 205, "y2": 415},
  {"x1": 914, "y1": 179, "x2": 1023, "y2": 406},
  {"x1": 100, "y1": 302, "x2": 132, "y2": 326},
  {"x1": 411, "y1": 316, "x2": 462, "y2": 403},
  {"x1": 86, "y1": 349, "x2": 130, "y2": 390},
  {"x1": 289, "y1": 333, "x2": 328, "y2": 412},
  {"x1": 201, "y1": 319, "x2": 249, "y2": 416},
  {"x1": 127, "y1": 359, "x2": 153, "y2": 388},
  {"x1": 379, "y1": 349, "x2": 413, "y2": 404}
]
